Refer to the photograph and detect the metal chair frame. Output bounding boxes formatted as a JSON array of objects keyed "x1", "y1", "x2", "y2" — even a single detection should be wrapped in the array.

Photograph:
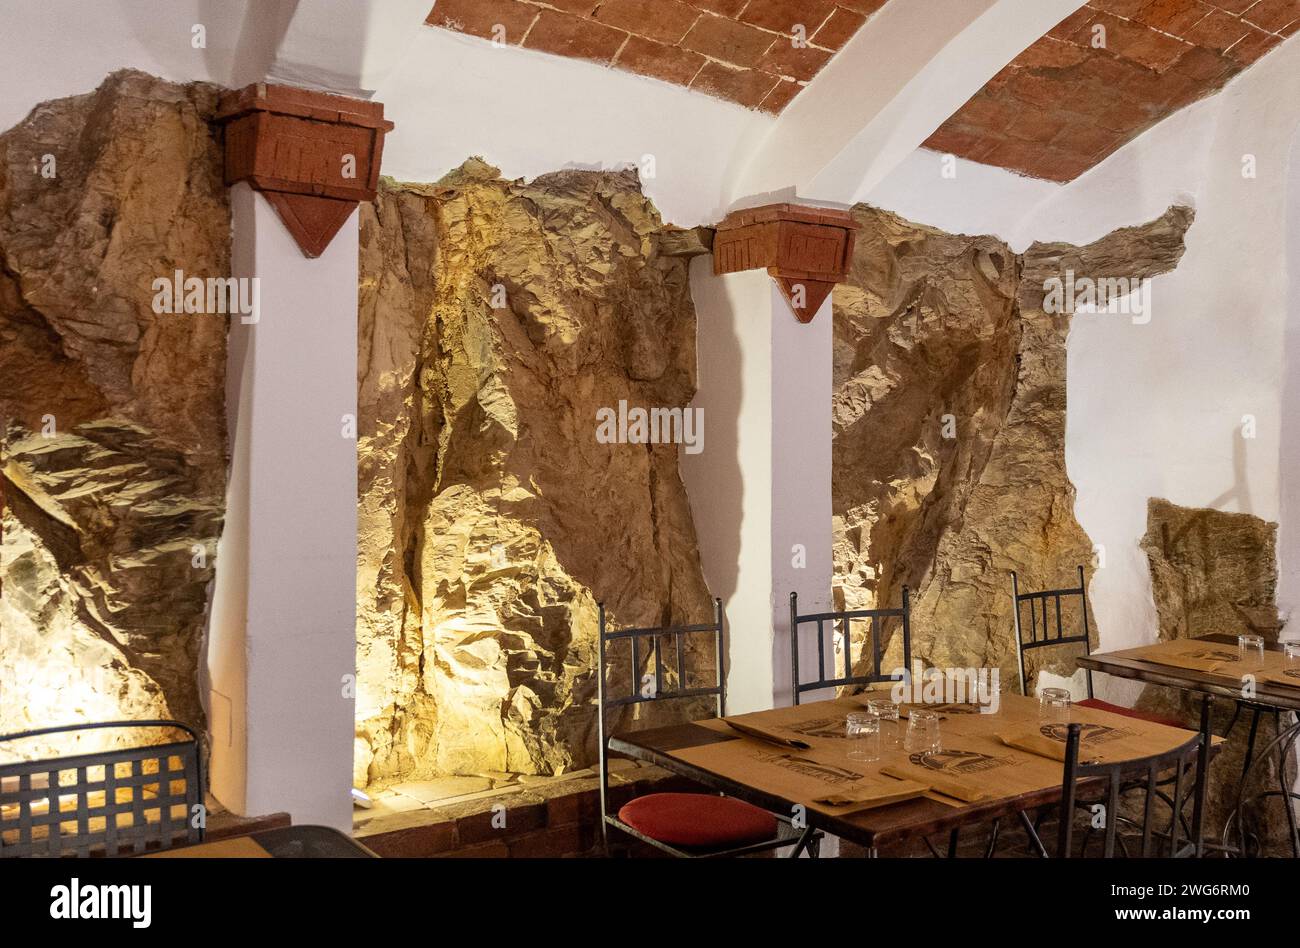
[
  {"x1": 1055, "y1": 694, "x2": 1214, "y2": 858},
  {"x1": 597, "y1": 600, "x2": 818, "y2": 858},
  {"x1": 1012, "y1": 566, "x2": 1096, "y2": 699},
  {"x1": 790, "y1": 588, "x2": 911, "y2": 706},
  {"x1": 0, "y1": 720, "x2": 203, "y2": 858}
]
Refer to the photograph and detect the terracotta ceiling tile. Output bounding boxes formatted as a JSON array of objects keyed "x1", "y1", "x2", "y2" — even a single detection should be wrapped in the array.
[
  {"x1": 681, "y1": 14, "x2": 778, "y2": 66},
  {"x1": 1208, "y1": 0, "x2": 1262, "y2": 13},
  {"x1": 1006, "y1": 108, "x2": 1072, "y2": 143},
  {"x1": 593, "y1": 0, "x2": 702, "y2": 45},
  {"x1": 1182, "y1": 5, "x2": 1256, "y2": 47},
  {"x1": 426, "y1": 0, "x2": 539, "y2": 43},
  {"x1": 950, "y1": 90, "x2": 1020, "y2": 129},
  {"x1": 739, "y1": 0, "x2": 837, "y2": 34},
  {"x1": 690, "y1": 61, "x2": 783, "y2": 107},
  {"x1": 758, "y1": 77, "x2": 804, "y2": 113},
  {"x1": 1007, "y1": 70, "x2": 1074, "y2": 109},
  {"x1": 1132, "y1": 0, "x2": 1214, "y2": 35},
  {"x1": 684, "y1": 0, "x2": 748, "y2": 15},
  {"x1": 1222, "y1": 20, "x2": 1284, "y2": 59},
  {"x1": 812, "y1": 6, "x2": 869, "y2": 50},
  {"x1": 1017, "y1": 36, "x2": 1092, "y2": 69},
  {"x1": 1088, "y1": 0, "x2": 1152, "y2": 16},
  {"x1": 923, "y1": 125, "x2": 999, "y2": 161},
  {"x1": 1049, "y1": 7, "x2": 1098, "y2": 42},
  {"x1": 1241, "y1": 0, "x2": 1300, "y2": 32},
  {"x1": 614, "y1": 34, "x2": 707, "y2": 84},
  {"x1": 544, "y1": 0, "x2": 601, "y2": 13},
  {"x1": 1061, "y1": 121, "x2": 1127, "y2": 158},
  {"x1": 834, "y1": 0, "x2": 889, "y2": 15},
  {"x1": 1168, "y1": 41, "x2": 1239, "y2": 77},
  {"x1": 1090, "y1": 12, "x2": 1189, "y2": 70},
  {"x1": 758, "y1": 39, "x2": 834, "y2": 80},
  {"x1": 523, "y1": 9, "x2": 627, "y2": 64}
]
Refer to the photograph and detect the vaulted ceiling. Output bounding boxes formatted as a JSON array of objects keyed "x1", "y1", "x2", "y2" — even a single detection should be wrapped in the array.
[
  {"x1": 426, "y1": 0, "x2": 1298, "y2": 182},
  {"x1": 427, "y1": 0, "x2": 885, "y2": 111}
]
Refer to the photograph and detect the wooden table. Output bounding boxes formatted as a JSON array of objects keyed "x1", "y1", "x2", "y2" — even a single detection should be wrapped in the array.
[
  {"x1": 1079, "y1": 633, "x2": 1300, "y2": 856},
  {"x1": 146, "y1": 825, "x2": 375, "y2": 858},
  {"x1": 608, "y1": 692, "x2": 1200, "y2": 856},
  {"x1": 1077, "y1": 633, "x2": 1300, "y2": 712}
]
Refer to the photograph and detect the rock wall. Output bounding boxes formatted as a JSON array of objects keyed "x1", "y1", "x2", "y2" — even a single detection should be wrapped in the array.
[
  {"x1": 0, "y1": 71, "x2": 229, "y2": 750},
  {"x1": 1137, "y1": 498, "x2": 1287, "y2": 852},
  {"x1": 356, "y1": 160, "x2": 714, "y2": 787},
  {"x1": 833, "y1": 205, "x2": 1194, "y2": 688}
]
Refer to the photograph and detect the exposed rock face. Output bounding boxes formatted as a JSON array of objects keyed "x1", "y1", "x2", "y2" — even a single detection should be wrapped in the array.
[
  {"x1": 356, "y1": 160, "x2": 714, "y2": 787},
  {"x1": 0, "y1": 71, "x2": 229, "y2": 749},
  {"x1": 833, "y1": 205, "x2": 1194, "y2": 688},
  {"x1": 1141, "y1": 498, "x2": 1280, "y2": 644},
  {"x1": 1136, "y1": 498, "x2": 1288, "y2": 852}
]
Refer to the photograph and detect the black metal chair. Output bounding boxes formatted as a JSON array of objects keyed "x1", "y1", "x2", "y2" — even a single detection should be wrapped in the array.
[
  {"x1": 0, "y1": 720, "x2": 203, "y2": 857},
  {"x1": 789, "y1": 588, "x2": 911, "y2": 705},
  {"x1": 1054, "y1": 694, "x2": 1214, "y2": 858},
  {"x1": 1012, "y1": 568, "x2": 1182, "y2": 727},
  {"x1": 597, "y1": 600, "x2": 820, "y2": 858}
]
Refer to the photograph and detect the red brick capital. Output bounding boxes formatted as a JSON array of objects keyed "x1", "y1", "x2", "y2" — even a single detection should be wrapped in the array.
[
  {"x1": 215, "y1": 83, "x2": 394, "y2": 258},
  {"x1": 712, "y1": 203, "x2": 859, "y2": 322}
]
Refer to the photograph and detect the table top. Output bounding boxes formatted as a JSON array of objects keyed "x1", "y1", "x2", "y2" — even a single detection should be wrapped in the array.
[
  {"x1": 146, "y1": 824, "x2": 375, "y2": 858},
  {"x1": 608, "y1": 692, "x2": 1201, "y2": 849},
  {"x1": 1078, "y1": 633, "x2": 1300, "y2": 712}
]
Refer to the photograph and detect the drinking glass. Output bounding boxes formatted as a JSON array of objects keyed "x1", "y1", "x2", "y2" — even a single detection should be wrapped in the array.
[
  {"x1": 1239, "y1": 634, "x2": 1265, "y2": 663},
  {"x1": 1039, "y1": 687, "x2": 1072, "y2": 724},
  {"x1": 904, "y1": 709, "x2": 941, "y2": 754},
  {"x1": 867, "y1": 698, "x2": 901, "y2": 749},
  {"x1": 1284, "y1": 642, "x2": 1300, "y2": 677},
  {"x1": 846, "y1": 712, "x2": 881, "y2": 762}
]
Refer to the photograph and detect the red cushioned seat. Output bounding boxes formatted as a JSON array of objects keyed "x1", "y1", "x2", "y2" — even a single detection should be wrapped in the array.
[
  {"x1": 618, "y1": 792, "x2": 779, "y2": 849},
  {"x1": 1077, "y1": 697, "x2": 1183, "y2": 730}
]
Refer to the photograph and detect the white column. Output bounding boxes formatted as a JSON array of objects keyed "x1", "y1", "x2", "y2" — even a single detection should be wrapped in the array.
[
  {"x1": 683, "y1": 262, "x2": 833, "y2": 713},
  {"x1": 206, "y1": 183, "x2": 358, "y2": 829}
]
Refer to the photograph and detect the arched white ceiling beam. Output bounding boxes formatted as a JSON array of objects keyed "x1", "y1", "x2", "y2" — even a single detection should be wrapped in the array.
[
  {"x1": 729, "y1": 0, "x2": 1086, "y2": 209},
  {"x1": 257, "y1": 0, "x2": 432, "y2": 97}
]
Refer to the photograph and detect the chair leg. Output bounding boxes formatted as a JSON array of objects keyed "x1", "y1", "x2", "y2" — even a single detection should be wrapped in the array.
[
  {"x1": 1018, "y1": 810, "x2": 1049, "y2": 858},
  {"x1": 984, "y1": 819, "x2": 1001, "y2": 858},
  {"x1": 1277, "y1": 711, "x2": 1300, "y2": 859},
  {"x1": 785, "y1": 825, "x2": 816, "y2": 858},
  {"x1": 1241, "y1": 704, "x2": 1263, "y2": 780},
  {"x1": 946, "y1": 827, "x2": 960, "y2": 858}
]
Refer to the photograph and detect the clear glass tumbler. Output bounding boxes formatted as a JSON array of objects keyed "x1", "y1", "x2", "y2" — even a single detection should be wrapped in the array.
[
  {"x1": 846, "y1": 711, "x2": 881, "y2": 762},
  {"x1": 867, "y1": 698, "x2": 901, "y2": 749},
  {"x1": 1239, "y1": 634, "x2": 1265, "y2": 663},
  {"x1": 1039, "y1": 687, "x2": 1072, "y2": 724},
  {"x1": 1284, "y1": 641, "x2": 1300, "y2": 677},
  {"x1": 904, "y1": 708, "x2": 941, "y2": 754}
]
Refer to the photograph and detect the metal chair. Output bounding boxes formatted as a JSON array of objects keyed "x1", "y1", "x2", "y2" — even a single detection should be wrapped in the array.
[
  {"x1": 1055, "y1": 694, "x2": 1214, "y2": 858},
  {"x1": 789, "y1": 588, "x2": 911, "y2": 705},
  {"x1": 1012, "y1": 568, "x2": 1181, "y2": 726},
  {"x1": 0, "y1": 720, "x2": 203, "y2": 857},
  {"x1": 597, "y1": 600, "x2": 819, "y2": 858}
]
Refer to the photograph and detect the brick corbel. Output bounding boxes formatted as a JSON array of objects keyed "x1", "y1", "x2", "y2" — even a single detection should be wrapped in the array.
[
  {"x1": 712, "y1": 203, "x2": 859, "y2": 322},
  {"x1": 215, "y1": 83, "x2": 394, "y2": 258}
]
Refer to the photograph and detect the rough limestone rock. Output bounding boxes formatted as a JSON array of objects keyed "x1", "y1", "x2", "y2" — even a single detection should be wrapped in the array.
[
  {"x1": 1136, "y1": 498, "x2": 1288, "y2": 852},
  {"x1": 0, "y1": 71, "x2": 229, "y2": 751},
  {"x1": 833, "y1": 205, "x2": 1194, "y2": 690},
  {"x1": 356, "y1": 160, "x2": 714, "y2": 787}
]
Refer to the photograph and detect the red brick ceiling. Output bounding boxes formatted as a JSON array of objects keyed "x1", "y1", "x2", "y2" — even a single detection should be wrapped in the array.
[
  {"x1": 427, "y1": 0, "x2": 885, "y2": 111},
  {"x1": 926, "y1": 0, "x2": 1299, "y2": 182}
]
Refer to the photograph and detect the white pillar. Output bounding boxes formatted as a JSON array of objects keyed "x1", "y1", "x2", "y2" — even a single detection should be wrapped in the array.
[
  {"x1": 683, "y1": 262, "x2": 833, "y2": 713},
  {"x1": 206, "y1": 183, "x2": 358, "y2": 829}
]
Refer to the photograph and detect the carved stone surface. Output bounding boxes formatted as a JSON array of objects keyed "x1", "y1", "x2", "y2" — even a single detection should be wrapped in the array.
[
  {"x1": 833, "y1": 205, "x2": 1194, "y2": 689},
  {"x1": 0, "y1": 71, "x2": 229, "y2": 747},
  {"x1": 355, "y1": 160, "x2": 714, "y2": 787}
]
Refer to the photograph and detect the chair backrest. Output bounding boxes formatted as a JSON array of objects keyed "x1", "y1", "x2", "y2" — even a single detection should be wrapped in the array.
[
  {"x1": 789, "y1": 589, "x2": 911, "y2": 706},
  {"x1": 596, "y1": 600, "x2": 725, "y2": 824},
  {"x1": 1057, "y1": 694, "x2": 1213, "y2": 858},
  {"x1": 0, "y1": 720, "x2": 203, "y2": 858},
  {"x1": 1012, "y1": 566, "x2": 1094, "y2": 699}
]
